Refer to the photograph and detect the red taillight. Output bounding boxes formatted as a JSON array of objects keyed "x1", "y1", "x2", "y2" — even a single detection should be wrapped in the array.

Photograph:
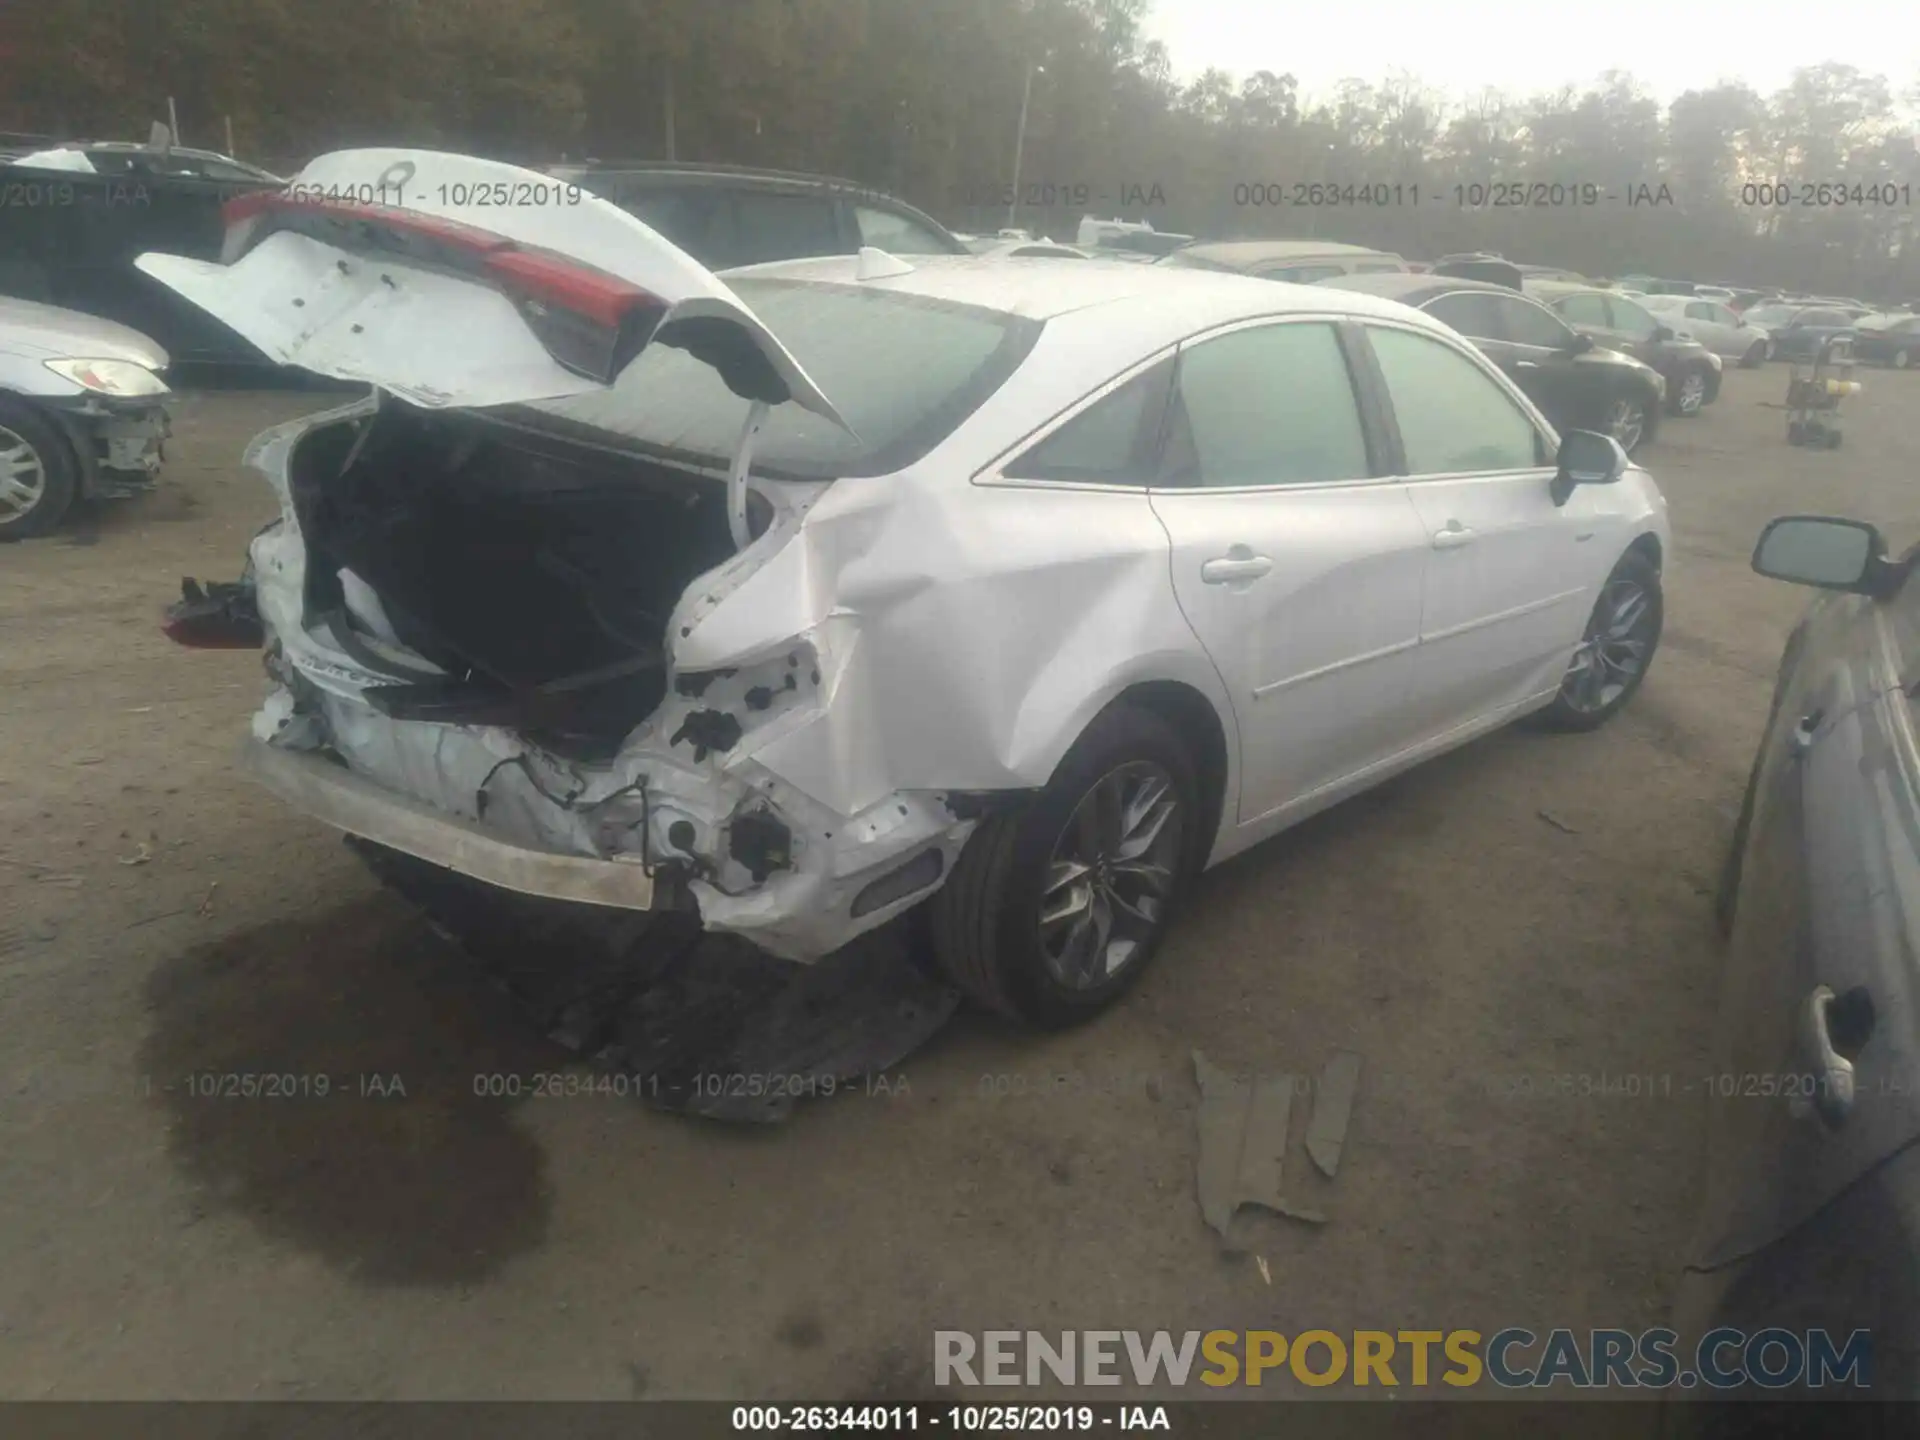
[
  {"x1": 483, "y1": 249, "x2": 655, "y2": 329},
  {"x1": 216, "y1": 189, "x2": 669, "y2": 382}
]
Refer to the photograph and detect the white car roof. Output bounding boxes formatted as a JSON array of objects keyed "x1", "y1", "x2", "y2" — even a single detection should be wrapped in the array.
[{"x1": 731, "y1": 251, "x2": 1442, "y2": 330}]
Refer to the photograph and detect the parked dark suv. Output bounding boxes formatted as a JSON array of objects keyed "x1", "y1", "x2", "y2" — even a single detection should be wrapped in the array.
[
  {"x1": 1525, "y1": 280, "x2": 1723, "y2": 417},
  {"x1": 0, "y1": 139, "x2": 284, "y2": 364},
  {"x1": 544, "y1": 161, "x2": 968, "y2": 270}
]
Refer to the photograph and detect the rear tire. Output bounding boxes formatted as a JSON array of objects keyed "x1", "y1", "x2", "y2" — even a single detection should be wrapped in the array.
[
  {"x1": 1787, "y1": 422, "x2": 1805, "y2": 445},
  {"x1": 0, "y1": 397, "x2": 79, "y2": 541},
  {"x1": 929, "y1": 702, "x2": 1201, "y2": 1028},
  {"x1": 1667, "y1": 369, "x2": 1709, "y2": 417},
  {"x1": 1532, "y1": 549, "x2": 1663, "y2": 732},
  {"x1": 1740, "y1": 341, "x2": 1767, "y2": 368}
]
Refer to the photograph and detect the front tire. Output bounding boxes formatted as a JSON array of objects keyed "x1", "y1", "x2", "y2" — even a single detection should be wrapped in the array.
[
  {"x1": 1668, "y1": 369, "x2": 1708, "y2": 416},
  {"x1": 1533, "y1": 549, "x2": 1663, "y2": 732},
  {"x1": 0, "y1": 397, "x2": 79, "y2": 541},
  {"x1": 1740, "y1": 341, "x2": 1767, "y2": 369},
  {"x1": 930, "y1": 703, "x2": 1201, "y2": 1028},
  {"x1": 1605, "y1": 394, "x2": 1651, "y2": 455}
]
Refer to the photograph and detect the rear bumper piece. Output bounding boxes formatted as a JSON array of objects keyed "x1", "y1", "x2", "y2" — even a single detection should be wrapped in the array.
[{"x1": 242, "y1": 738, "x2": 654, "y2": 911}]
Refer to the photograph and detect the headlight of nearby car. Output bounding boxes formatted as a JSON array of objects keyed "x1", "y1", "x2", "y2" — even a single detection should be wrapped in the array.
[{"x1": 42, "y1": 358, "x2": 171, "y2": 398}]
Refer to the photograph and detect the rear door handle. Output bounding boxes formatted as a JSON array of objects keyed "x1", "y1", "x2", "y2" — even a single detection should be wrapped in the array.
[
  {"x1": 1201, "y1": 550, "x2": 1273, "y2": 584},
  {"x1": 1431, "y1": 522, "x2": 1476, "y2": 550}
]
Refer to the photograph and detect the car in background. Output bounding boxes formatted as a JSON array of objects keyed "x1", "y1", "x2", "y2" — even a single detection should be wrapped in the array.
[
  {"x1": 1319, "y1": 272, "x2": 1667, "y2": 454},
  {"x1": 1852, "y1": 313, "x2": 1920, "y2": 369},
  {"x1": 1158, "y1": 239, "x2": 1407, "y2": 284},
  {"x1": 1639, "y1": 293, "x2": 1771, "y2": 367},
  {"x1": 1725, "y1": 287, "x2": 1783, "y2": 313},
  {"x1": 1693, "y1": 285, "x2": 1737, "y2": 305},
  {"x1": 144, "y1": 147, "x2": 1669, "y2": 1036},
  {"x1": 1524, "y1": 281, "x2": 1722, "y2": 417},
  {"x1": 1738, "y1": 302, "x2": 1864, "y2": 361},
  {"x1": 0, "y1": 295, "x2": 171, "y2": 539},
  {"x1": 0, "y1": 136, "x2": 284, "y2": 366},
  {"x1": 1681, "y1": 514, "x2": 1920, "y2": 1403},
  {"x1": 546, "y1": 160, "x2": 968, "y2": 269}
]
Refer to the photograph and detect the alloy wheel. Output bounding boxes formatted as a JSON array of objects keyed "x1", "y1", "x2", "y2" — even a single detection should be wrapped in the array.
[
  {"x1": 1606, "y1": 398, "x2": 1645, "y2": 453},
  {"x1": 1560, "y1": 576, "x2": 1657, "y2": 716},
  {"x1": 0, "y1": 424, "x2": 48, "y2": 528},
  {"x1": 1895, "y1": 348, "x2": 1912, "y2": 370},
  {"x1": 1676, "y1": 374, "x2": 1706, "y2": 414},
  {"x1": 1038, "y1": 760, "x2": 1184, "y2": 991}
]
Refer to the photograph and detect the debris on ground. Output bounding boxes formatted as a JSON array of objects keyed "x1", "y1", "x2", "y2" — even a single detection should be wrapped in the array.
[
  {"x1": 1305, "y1": 1050, "x2": 1362, "y2": 1179},
  {"x1": 119, "y1": 842, "x2": 154, "y2": 866},
  {"x1": 195, "y1": 881, "x2": 219, "y2": 917},
  {"x1": 349, "y1": 838, "x2": 960, "y2": 1123},
  {"x1": 1193, "y1": 1050, "x2": 1325, "y2": 1237},
  {"x1": 1537, "y1": 809, "x2": 1580, "y2": 835}
]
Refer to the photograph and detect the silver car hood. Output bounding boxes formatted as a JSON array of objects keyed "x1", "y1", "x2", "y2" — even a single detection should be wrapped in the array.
[{"x1": 0, "y1": 295, "x2": 170, "y2": 370}]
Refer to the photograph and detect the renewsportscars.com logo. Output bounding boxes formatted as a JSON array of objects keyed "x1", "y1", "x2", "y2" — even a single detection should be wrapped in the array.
[{"x1": 934, "y1": 1328, "x2": 1871, "y2": 1390}]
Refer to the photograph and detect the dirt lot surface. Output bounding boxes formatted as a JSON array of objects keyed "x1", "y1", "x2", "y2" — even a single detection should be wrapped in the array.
[{"x1": 4, "y1": 366, "x2": 1920, "y2": 1401}]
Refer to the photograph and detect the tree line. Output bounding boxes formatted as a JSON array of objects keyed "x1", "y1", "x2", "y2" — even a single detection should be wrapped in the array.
[{"x1": 6, "y1": 0, "x2": 1919, "y2": 297}]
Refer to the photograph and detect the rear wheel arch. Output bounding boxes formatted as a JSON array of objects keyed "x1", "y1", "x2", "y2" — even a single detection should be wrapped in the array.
[{"x1": 1105, "y1": 679, "x2": 1232, "y2": 870}]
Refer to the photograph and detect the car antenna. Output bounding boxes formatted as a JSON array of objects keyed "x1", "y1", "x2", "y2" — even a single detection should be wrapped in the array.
[{"x1": 855, "y1": 246, "x2": 915, "y2": 281}]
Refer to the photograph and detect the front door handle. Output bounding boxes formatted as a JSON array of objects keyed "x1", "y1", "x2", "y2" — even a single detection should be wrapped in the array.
[
  {"x1": 1201, "y1": 549, "x2": 1274, "y2": 585},
  {"x1": 1431, "y1": 522, "x2": 1476, "y2": 550},
  {"x1": 1515, "y1": 360, "x2": 1540, "y2": 370},
  {"x1": 1800, "y1": 985, "x2": 1857, "y2": 1129}
]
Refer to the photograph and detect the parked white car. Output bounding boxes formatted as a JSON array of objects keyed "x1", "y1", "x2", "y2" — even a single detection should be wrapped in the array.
[
  {"x1": 146, "y1": 148, "x2": 1670, "y2": 1027},
  {"x1": 1639, "y1": 293, "x2": 1770, "y2": 368},
  {"x1": 0, "y1": 296, "x2": 171, "y2": 538}
]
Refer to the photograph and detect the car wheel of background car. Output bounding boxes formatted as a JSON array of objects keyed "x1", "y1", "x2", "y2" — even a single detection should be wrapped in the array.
[
  {"x1": 1787, "y1": 421, "x2": 1805, "y2": 445},
  {"x1": 1764, "y1": 337, "x2": 1777, "y2": 361},
  {"x1": 1605, "y1": 395, "x2": 1649, "y2": 454},
  {"x1": 1893, "y1": 348, "x2": 1912, "y2": 369},
  {"x1": 1533, "y1": 548, "x2": 1663, "y2": 732},
  {"x1": 1741, "y1": 341, "x2": 1767, "y2": 368},
  {"x1": 1826, "y1": 429, "x2": 1843, "y2": 449},
  {"x1": 929, "y1": 702, "x2": 1200, "y2": 1028},
  {"x1": 1669, "y1": 371, "x2": 1707, "y2": 417},
  {"x1": 0, "y1": 397, "x2": 79, "y2": 542}
]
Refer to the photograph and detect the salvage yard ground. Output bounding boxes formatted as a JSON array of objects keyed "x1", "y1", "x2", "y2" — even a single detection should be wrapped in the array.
[{"x1": 5, "y1": 367, "x2": 1920, "y2": 1399}]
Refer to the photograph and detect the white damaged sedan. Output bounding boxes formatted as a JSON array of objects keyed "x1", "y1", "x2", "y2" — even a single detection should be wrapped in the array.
[{"x1": 152, "y1": 149, "x2": 1669, "y2": 1028}]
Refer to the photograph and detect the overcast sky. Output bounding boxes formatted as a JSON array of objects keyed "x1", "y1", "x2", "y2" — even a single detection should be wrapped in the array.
[{"x1": 1144, "y1": 0, "x2": 1920, "y2": 107}]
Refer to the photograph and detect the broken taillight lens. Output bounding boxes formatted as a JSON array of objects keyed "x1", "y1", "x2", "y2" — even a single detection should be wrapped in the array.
[{"x1": 163, "y1": 578, "x2": 264, "y2": 650}]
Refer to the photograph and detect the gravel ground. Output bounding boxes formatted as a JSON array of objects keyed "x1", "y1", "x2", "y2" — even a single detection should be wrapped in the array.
[{"x1": 3, "y1": 365, "x2": 1918, "y2": 1401}]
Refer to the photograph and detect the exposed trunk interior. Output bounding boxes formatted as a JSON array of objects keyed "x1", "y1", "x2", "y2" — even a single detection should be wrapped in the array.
[{"x1": 288, "y1": 402, "x2": 749, "y2": 759}]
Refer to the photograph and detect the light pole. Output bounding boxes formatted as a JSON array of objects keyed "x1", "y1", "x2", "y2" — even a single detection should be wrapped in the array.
[{"x1": 1007, "y1": 62, "x2": 1044, "y2": 231}]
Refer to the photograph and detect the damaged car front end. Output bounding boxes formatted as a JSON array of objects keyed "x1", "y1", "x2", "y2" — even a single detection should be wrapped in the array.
[
  {"x1": 0, "y1": 295, "x2": 171, "y2": 538},
  {"x1": 150, "y1": 148, "x2": 1011, "y2": 965}
]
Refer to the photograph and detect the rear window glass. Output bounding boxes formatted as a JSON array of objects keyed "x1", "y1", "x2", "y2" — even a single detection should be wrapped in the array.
[{"x1": 520, "y1": 278, "x2": 1042, "y2": 479}]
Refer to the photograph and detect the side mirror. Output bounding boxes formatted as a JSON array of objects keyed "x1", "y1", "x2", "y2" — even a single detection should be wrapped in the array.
[
  {"x1": 1562, "y1": 332, "x2": 1595, "y2": 355},
  {"x1": 1549, "y1": 428, "x2": 1628, "y2": 506},
  {"x1": 1652, "y1": 324, "x2": 1676, "y2": 342},
  {"x1": 1752, "y1": 516, "x2": 1903, "y2": 598}
]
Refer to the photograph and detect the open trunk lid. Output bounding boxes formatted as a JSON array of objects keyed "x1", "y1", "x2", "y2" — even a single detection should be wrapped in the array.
[{"x1": 133, "y1": 147, "x2": 849, "y2": 426}]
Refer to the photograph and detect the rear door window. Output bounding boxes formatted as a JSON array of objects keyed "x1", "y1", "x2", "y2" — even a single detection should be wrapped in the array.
[
  {"x1": 853, "y1": 204, "x2": 954, "y2": 254},
  {"x1": 1366, "y1": 326, "x2": 1544, "y2": 474},
  {"x1": 1554, "y1": 293, "x2": 1611, "y2": 327},
  {"x1": 1495, "y1": 296, "x2": 1578, "y2": 349},
  {"x1": 710, "y1": 191, "x2": 843, "y2": 268},
  {"x1": 1156, "y1": 322, "x2": 1373, "y2": 488},
  {"x1": 1606, "y1": 296, "x2": 1661, "y2": 340},
  {"x1": 1005, "y1": 365, "x2": 1169, "y2": 485},
  {"x1": 1422, "y1": 291, "x2": 1508, "y2": 341}
]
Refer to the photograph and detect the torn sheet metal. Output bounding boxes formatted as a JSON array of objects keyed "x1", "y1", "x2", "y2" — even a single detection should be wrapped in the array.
[
  {"x1": 1193, "y1": 1050, "x2": 1324, "y2": 1238},
  {"x1": 1306, "y1": 1050, "x2": 1362, "y2": 1179}
]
